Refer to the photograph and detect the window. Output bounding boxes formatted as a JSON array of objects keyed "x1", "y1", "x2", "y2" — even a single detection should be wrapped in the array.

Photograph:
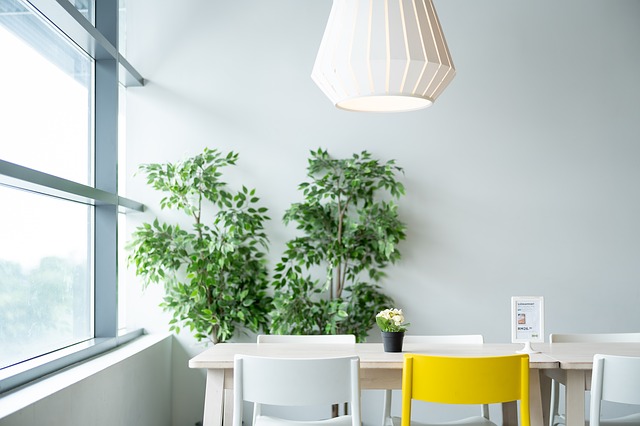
[
  {"x1": 0, "y1": 0, "x2": 143, "y2": 391},
  {"x1": 0, "y1": 188, "x2": 92, "y2": 369},
  {"x1": 0, "y1": 0, "x2": 91, "y2": 184}
]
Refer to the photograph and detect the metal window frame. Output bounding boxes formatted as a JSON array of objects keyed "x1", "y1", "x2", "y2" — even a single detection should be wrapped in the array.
[
  {"x1": 26, "y1": 0, "x2": 144, "y2": 86},
  {"x1": 0, "y1": 0, "x2": 145, "y2": 395}
]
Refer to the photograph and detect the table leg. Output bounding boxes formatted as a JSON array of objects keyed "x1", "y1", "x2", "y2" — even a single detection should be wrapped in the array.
[
  {"x1": 203, "y1": 369, "x2": 225, "y2": 426},
  {"x1": 224, "y1": 389, "x2": 234, "y2": 425},
  {"x1": 503, "y1": 401, "x2": 519, "y2": 426},
  {"x1": 539, "y1": 369, "x2": 553, "y2": 426},
  {"x1": 565, "y1": 370, "x2": 586, "y2": 426},
  {"x1": 503, "y1": 370, "x2": 548, "y2": 426},
  {"x1": 529, "y1": 369, "x2": 544, "y2": 426}
]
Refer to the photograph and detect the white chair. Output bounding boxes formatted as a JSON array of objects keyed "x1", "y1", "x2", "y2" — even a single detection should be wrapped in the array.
[
  {"x1": 382, "y1": 334, "x2": 487, "y2": 426},
  {"x1": 590, "y1": 354, "x2": 640, "y2": 426},
  {"x1": 257, "y1": 334, "x2": 356, "y2": 344},
  {"x1": 549, "y1": 333, "x2": 640, "y2": 426},
  {"x1": 257, "y1": 334, "x2": 356, "y2": 417},
  {"x1": 233, "y1": 355, "x2": 361, "y2": 426}
]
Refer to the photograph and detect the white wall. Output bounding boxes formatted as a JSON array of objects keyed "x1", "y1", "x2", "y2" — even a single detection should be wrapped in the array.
[{"x1": 124, "y1": 1, "x2": 640, "y2": 425}]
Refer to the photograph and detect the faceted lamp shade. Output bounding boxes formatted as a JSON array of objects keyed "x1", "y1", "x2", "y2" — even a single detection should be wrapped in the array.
[{"x1": 311, "y1": 0, "x2": 456, "y2": 112}]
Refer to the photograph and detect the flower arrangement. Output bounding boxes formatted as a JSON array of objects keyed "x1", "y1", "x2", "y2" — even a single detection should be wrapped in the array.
[{"x1": 376, "y1": 308, "x2": 410, "y2": 333}]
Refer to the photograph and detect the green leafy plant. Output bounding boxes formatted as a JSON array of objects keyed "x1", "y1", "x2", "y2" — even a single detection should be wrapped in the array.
[
  {"x1": 127, "y1": 148, "x2": 272, "y2": 343},
  {"x1": 270, "y1": 149, "x2": 407, "y2": 342}
]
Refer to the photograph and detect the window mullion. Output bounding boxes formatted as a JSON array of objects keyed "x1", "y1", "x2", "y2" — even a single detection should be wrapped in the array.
[
  {"x1": 0, "y1": 159, "x2": 143, "y2": 211},
  {"x1": 94, "y1": 0, "x2": 118, "y2": 339}
]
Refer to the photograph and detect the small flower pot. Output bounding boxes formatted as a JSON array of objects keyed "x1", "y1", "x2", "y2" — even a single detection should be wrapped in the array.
[{"x1": 381, "y1": 331, "x2": 405, "y2": 352}]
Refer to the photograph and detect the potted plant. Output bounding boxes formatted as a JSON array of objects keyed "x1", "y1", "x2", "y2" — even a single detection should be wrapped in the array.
[
  {"x1": 127, "y1": 148, "x2": 272, "y2": 343},
  {"x1": 376, "y1": 308, "x2": 410, "y2": 352},
  {"x1": 270, "y1": 148, "x2": 407, "y2": 341}
]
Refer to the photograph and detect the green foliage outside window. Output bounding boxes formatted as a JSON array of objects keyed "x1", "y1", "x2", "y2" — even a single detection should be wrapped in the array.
[{"x1": 0, "y1": 257, "x2": 88, "y2": 368}]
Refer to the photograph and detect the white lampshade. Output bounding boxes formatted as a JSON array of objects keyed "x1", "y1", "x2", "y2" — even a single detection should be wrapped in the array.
[{"x1": 311, "y1": 0, "x2": 456, "y2": 112}]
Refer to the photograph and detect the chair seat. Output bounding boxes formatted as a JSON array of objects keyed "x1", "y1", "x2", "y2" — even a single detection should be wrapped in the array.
[
  {"x1": 255, "y1": 414, "x2": 355, "y2": 426},
  {"x1": 552, "y1": 405, "x2": 640, "y2": 425},
  {"x1": 598, "y1": 413, "x2": 640, "y2": 426},
  {"x1": 391, "y1": 415, "x2": 497, "y2": 426}
]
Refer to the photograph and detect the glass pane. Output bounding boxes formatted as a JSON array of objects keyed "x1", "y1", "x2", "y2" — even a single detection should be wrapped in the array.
[
  {"x1": 117, "y1": 82, "x2": 127, "y2": 330},
  {"x1": 0, "y1": 0, "x2": 92, "y2": 186},
  {"x1": 118, "y1": 212, "x2": 127, "y2": 330},
  {"x1": 0, "y1": 187, "x2": 93, "y2": 369},
  {"x1": 119, "y1": 0, "x2": 126, "y2": 56},
  {"x1": 68, "y1": 0, "x2": 94, "y2": 23}
]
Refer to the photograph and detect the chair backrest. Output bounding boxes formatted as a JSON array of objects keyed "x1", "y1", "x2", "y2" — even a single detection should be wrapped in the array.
[
  {"x1": 233, "y1": 355, "x2": 361, "y2": 426},
  {"x1": 590, "y1": 354, "x2": 640, "y2": 426},
  {"x1": 382, "y1": 335, "x2": 486, "y2": 426},
  {"x1": 257, "y1": 334, "x2": 356, "y2": 344},
  {"x1": 404, "y1": 335, "x2": 484, "y2": 344},
  {"x1": 400, "y1": 353, "x2": 530, "y2": 426},
  {"x1": 550, "y1": 333, "x2": 640, "y2": 343}
]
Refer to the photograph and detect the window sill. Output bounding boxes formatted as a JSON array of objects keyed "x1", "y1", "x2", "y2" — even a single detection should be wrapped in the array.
[{"x1": 0, "y1": 332, "x2": 170, "y2": 419}]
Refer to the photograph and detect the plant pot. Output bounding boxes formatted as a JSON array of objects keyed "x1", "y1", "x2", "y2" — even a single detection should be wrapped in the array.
[{"x1": 381, "y1": 331, "x2": 405, "y2": 352}]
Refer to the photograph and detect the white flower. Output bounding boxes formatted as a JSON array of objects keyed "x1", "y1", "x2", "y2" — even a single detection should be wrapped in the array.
[
  {"x1": 376, "y1": 309, "x2": 392, "y2": 320},
  {"x1": 376, "y1": 308, "x2": 410, "y2": 332}
]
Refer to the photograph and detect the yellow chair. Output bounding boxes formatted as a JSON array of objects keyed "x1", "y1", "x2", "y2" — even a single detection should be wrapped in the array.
[
  {"x1": 400, "y1": 353, "x2": 530, "y2": 426},
  {"x1": 383, "y1": 335, "x2": 487, "y2": 426}
]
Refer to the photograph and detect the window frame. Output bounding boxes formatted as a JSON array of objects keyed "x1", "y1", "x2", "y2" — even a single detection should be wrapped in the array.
[{"x1": 0, "y1": 0, "x2": 144, "y2": 394}]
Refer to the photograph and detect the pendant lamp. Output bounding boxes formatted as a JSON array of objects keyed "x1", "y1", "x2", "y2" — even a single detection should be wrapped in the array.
[{"x1": 311, "y1": 0, "x2": 456, "y2": 112}]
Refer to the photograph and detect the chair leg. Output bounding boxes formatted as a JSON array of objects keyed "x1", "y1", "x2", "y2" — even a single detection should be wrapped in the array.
[
  {"x1": 549, "y1": 380, "x2": 560, "y2": 426},
  {"x1": 481, "y1": 404, "x2": 490, "y2": 420},
  {"x1": 331, "y1": 403, "x2": 349, "y2": 418},
  {"x1": 382, "y1": 390, "x2": 393, "y2": 426}
]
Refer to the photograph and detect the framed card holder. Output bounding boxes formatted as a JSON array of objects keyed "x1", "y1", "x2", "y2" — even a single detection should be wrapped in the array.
[{"x1": 511, "y1": 296, "x2": 544, "y2": 353}]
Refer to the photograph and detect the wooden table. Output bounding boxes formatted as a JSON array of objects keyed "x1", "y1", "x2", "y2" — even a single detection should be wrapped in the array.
[
  {"x1": 541, "y1": 342, "x2": 640, "y2": 426},
  {"x1": 189, "y1": 342, "x2": 559, "y2": 426}
]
